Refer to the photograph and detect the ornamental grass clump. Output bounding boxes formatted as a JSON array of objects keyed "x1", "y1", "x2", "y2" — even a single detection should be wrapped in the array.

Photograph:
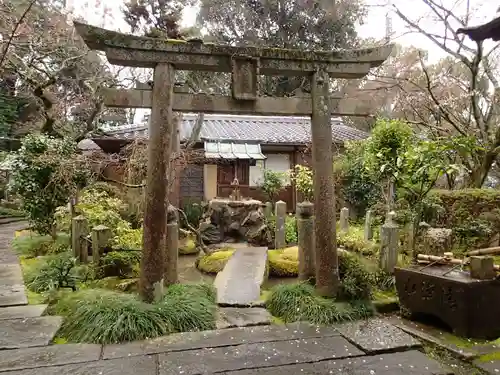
[
  {"x1": 266, "y1": 282, "x2": 374, "y2": 325},
  {"x1": 53, "y1": 283, "x2": 217, "y2": 344}
]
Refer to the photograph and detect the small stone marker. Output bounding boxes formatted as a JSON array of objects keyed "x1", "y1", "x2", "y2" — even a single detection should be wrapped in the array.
[
  {"x1": 379, "y1": 214, "x2": 399, "y2": 273},
  {"x1": 274, "y1": 200, "x2": 286, "y2": 249},
  {"x1": 339, "y1": 207, "x2": 349, "y2": 232},
  {"x1": 91, "y1": 225, "x2": 111, "y2": 264},
  {"x1": 165, "y1": 204, "x2": 178, "y2": 286},
  {"x1": 264, "y1": 202, "x2": 272, "y2": 218},
  {"x1": 470, "y1": 255, "x2": 496, "y2": 280},
  {"x1": 364, "y1": 209, "x2": 373, "y2": 241},
  {"x1": 297, "y1": 201, "x2": 315, "y2": 282}
]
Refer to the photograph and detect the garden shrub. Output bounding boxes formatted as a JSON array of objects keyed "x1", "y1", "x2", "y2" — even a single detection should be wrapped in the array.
[
  {"x1": 337, "y1": 226, "x2": 377, "y2": 256},
  {"x1": 180, "y1": 199, "x2": 203, "y2": 229},
  {"x1": 99, "y1": 251, "x2": 141, "y2": 278},
  {"x1": 53, "y1": 284, "x2": 217, "y2": 344},
  {"x1": 284, "y1": 215, "x2": 298, "y2": 244},
  {"x1": 422, "y1": 189, "x2": 500, "y2": 250},
  {"x1": 24, "y1": 253, "x2": 91, "y2": 293},
  {"x1": 8, "y1": 135, "x2": 92, "y2": 235},
  {"x1": 266, "y1": 282, "x2": 374, "y2": 325}
]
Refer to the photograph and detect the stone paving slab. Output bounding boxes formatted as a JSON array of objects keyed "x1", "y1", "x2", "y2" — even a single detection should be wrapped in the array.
[
  {"x1": 158, "y1": 335, "x2": 363, "y2": 375},
  {"x1": 216, "y1": 307, "x2": 271, "y2": 329},
  {"x1": 0, "y1": 344, "x2": 102, "y2": 372},
  {"x1": 0, "y1": 316, "x2": 63, "y2": 349},
  {"x1": 337, "y1": 318, "x2": 421, "y2": 354},
  {"x1": 0, "y1": 264, "x2": 27, "y2": 308},
  {"x1": 103, "y1": 322, "x2": 340, "y2": 359},
  {"x1": 0, "y1": 305, "x2": 47, "y2": 321},
  {"x1": 473, "y1": 359, "x2": 500, "y2": 374},
  {"x1": 214, "y1": 247, "x2": 268, "y2": 306},
  {"x1": 222, "y1": 350, "x2": 453, "y2": 375},
  {"x1": 0, "y1": 355, "x2": 157, "y2": 375}
]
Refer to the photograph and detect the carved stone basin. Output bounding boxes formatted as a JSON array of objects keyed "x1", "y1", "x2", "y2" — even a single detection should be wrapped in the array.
[{"x1": 394, "y1": 265, "x2": 500, "y2": 340}]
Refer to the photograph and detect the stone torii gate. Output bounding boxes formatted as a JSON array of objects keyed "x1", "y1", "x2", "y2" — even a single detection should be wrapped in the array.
[{"x1": 74, "y1": 21, "x2": 393, "y2": 302}]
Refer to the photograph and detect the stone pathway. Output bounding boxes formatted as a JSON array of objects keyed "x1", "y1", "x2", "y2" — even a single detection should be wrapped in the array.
[
  {"x1": 0, "y1": 222, "x2": 63, "y2": 352},
  {"x1": 0, "y1": 222, "x2": 481, "y2": 375},
  {"x1": 214, "y1": 246, "x2": 268, "y2": 306}
]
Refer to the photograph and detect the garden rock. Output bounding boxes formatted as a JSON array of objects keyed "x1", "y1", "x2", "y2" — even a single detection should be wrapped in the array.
[
  {"x1": 198, "y1": 199, "x2": 272, "y2": 246},
  {"x1": 420, "y1": 227, "x2": 453, "y2": 256}
]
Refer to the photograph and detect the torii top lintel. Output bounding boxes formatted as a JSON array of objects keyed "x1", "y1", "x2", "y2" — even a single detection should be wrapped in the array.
[{"x1": 73, "y1": 21, "x2": 393, "y2": 78}]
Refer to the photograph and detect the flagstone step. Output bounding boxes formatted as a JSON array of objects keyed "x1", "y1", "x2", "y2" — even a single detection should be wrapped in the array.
[
  {"x1": 0, "y1": 305, "x2": 48, "y2": 321},
  {"x1": 0, "y1": 316, "x2": 63, "y2": 349}
]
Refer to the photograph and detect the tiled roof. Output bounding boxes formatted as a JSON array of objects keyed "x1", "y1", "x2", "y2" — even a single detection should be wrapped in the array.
[{"x1": 100, "y1": 114, "x2": 368, "y2": 144}]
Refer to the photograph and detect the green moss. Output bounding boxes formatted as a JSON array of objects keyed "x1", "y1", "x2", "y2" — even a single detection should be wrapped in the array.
[
  {"x1": 26, "y1": 290, "x2": 46, "y2": 304},
  {"x1": 179, "y1": 237, "x2": 198, "y2": 255},
  {"x1": 270, "y1": 316, "x2": 285, "y2": 325},
  {"x1": 268, "y1": 247, "x2": 299, "y2": 277},
  {"x1": 260, "y1": 290, "x2": 271, "y2": 301},
  {"x1": 372, "y1": 289, "x2": 397, "y2": 302},
  {"x1": 477, "y1": 351, "x2": 500, "y2": 362},
  {"x1": 196, "y1": 249, "x2": 235, "y2": 274},
  {"x1": 52, "y1": 337, "x2": 68, "y2": 345}
]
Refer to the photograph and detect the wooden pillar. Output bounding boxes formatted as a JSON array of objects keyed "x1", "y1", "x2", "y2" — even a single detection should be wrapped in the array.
[
  {"x1": 139, "y1": 63, "x2": 175, "y2": 303},
  {"x1": 310, "y1": 69, "x2": 339, "y2": 297}
]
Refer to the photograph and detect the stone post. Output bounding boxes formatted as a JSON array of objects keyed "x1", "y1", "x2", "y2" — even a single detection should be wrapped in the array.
[
  {"x1": 91, "y1": 225, "x2": 111, "y2": 265},
  {"x1": 311, "y1": 69, "x2": 338, "y2": 297},
  {"x1": 297, "y1": 201, "x2": 315, "y2": 282},
  {"x1": 165, "y1": 204, "x2": 179, "y2": 286},
  {"x1": 140, "y1": 63, "x2": 175, "y2": 303},
  {"x1": 71, "y1": 215, "x2": 88, "y2": 263},
  {"x1": 339, "y1": 207, "x2": 349, "y2": 232},
  {"x1": 470, "y1": 256, "x2": 496, "y2": 280},
  {"x1": 379, "y1": 217, "x2": 399, "y2": 273},
  {"x1": 275, "y1": 200, "x2": 286, "y2": 249},
  {"x1": 364, "y1": 210, "x2": 373, "y2": 241},
  {"x1": 264, "y1": 202, "x2": 273, "y2": 218}
]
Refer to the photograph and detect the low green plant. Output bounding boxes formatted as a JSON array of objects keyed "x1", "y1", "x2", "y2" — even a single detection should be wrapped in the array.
[
  {"x1": 284, "y1": 215, "x2": 298, "y2": 244},
  {"x1": 338, "y1": 251, "x2": 374, "y2": 300},
  {"x1": 0, "y1": 206, "x2": 25, "y2": 217},
  {"x1": 53, "y1": 284, "x2": 217, "y2": 344},
  {"x1": 180, "y1": 199, "x2": 203, "y2": 229},
  {"x1": 337, "y1": 225, "x2": 377, "y2": 256},
  {"x1": 266, "y1": 282, "x2": 374, "y2": 325},
  {"x1": 12, "y1": 233, "x2": 71, "y2": 258},
  {"x1": 24, "y1": 253, "x2": 89, "y2": 293},
  {"x1": 99, "y1": 251, "x2": 141, "y2": 278}
]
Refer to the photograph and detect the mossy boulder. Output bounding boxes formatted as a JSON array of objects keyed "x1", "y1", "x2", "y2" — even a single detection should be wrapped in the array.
[
  {"x1": 196, "y1": 249, "x2": 235, "y2": 274},
  {"x1": 179, "y1": 236, "x2": 199, "y2": 255},
  {"x1": 268, "y1": 247, "x2": 299, "y2": 276}
]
